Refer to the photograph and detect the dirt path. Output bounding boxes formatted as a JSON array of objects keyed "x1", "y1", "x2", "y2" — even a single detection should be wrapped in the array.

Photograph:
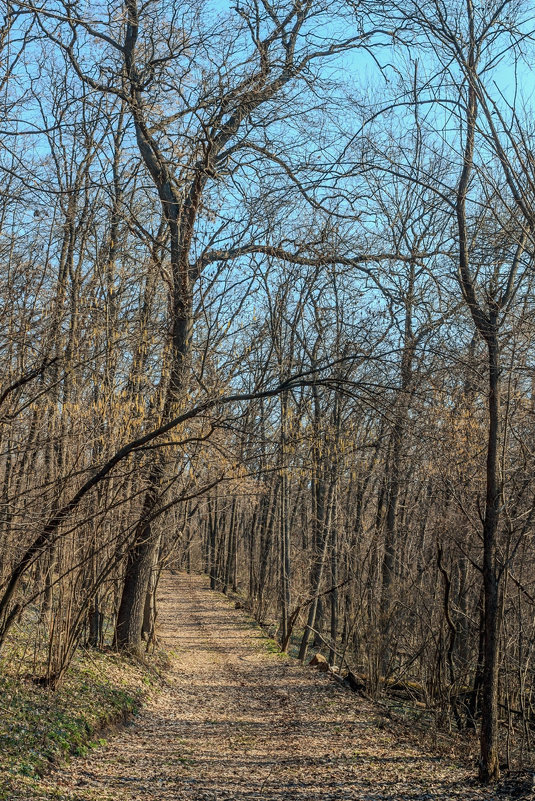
[{"x1": 43, "y1": 573, "x2": 499, "y2": 801}]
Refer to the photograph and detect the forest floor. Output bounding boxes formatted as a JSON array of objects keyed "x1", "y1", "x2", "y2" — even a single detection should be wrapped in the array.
[{"x1": 24, "y1": 573, "x2": 530, "y2": 801}]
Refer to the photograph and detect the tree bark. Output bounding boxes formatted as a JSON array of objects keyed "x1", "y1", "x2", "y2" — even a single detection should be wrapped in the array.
[{"x1": 479, "y1": 332, "x2": 501, "y2": 782}]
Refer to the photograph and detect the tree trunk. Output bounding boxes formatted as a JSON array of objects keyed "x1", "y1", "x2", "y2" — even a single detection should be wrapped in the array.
[
  {"x1": 479, "y1": 333, "x2": 501, "y2": 783},
  {"x1": 279, "y1": 392, "x2": 291, "y2": 649},
  {"x1": 142, "y1": 534, "x2": 161, "y2": 642},
  {"x1": 115, "y1": 470, "x2": 162, "y2": 653}
]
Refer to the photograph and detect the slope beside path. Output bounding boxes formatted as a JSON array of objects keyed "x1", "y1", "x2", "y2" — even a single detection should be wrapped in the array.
[{"x1": 40, "y1": 572, "x2": 498, "y2": 801}]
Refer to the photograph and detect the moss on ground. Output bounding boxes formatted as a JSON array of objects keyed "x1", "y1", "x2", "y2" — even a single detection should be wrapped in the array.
[{"x1": 0, "y1": 642, "x2": 166, "y2": 801}]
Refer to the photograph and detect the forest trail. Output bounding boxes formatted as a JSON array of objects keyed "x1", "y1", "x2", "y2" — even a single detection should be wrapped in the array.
[{"x1": 43, "y1": 573, "x2": 497, "y2": 801}]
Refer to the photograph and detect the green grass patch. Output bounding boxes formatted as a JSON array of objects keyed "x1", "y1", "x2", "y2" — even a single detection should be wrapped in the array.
[
  {"x1": 0, "y1": 642, "x2": 166, "y2": 801},
  {"x1": 262, "y1": 636, "x2": 284, "y2": 656}
]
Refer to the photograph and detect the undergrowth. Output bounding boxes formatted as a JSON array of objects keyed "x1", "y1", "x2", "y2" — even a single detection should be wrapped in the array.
[{"x1": 0, "y1": 635, "x2": 165, "y2": 801}]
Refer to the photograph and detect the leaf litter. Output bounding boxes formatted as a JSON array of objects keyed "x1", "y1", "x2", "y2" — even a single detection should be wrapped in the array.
[{"x1": 33, "y1": 573, "x2": 515, "y2": 801}]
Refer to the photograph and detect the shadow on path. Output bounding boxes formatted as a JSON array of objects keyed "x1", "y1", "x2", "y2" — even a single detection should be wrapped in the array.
[{"x1": 46, "y1": 573, "x2": 496, "y2": 801}]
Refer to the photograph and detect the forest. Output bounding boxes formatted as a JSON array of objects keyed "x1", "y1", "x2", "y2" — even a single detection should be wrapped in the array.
[{"x1": 0, "y1": 0, "x2": 535, "y2": 786}]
